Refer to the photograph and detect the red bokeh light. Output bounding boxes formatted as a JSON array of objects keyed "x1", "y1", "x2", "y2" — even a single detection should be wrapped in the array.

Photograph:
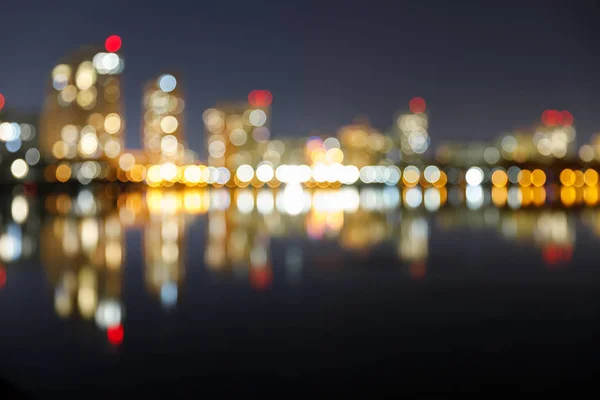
[
  {"x1": 409, "y1": 97, "x2": 426, "y2": 114},
  {"x1": 0, "y1": 266, "x2": 6, "y2": 288},
  {"x1": 542, "y1": 109, "x2": 574, "y2": 127},
  {"x1": 561, "y1": 111, "x2": 573, "y2": 127},
  {"x1": 542, "y1": 244, "x2": 573, "y2": 267},
  {"x1": 0, "y1": 93, "x2": 5, "y2": 111},
  {"x1": 105, "y1": 35, "x2": 122, "y2": 53},
  {"x1": 250, "y1": 268, "x2": 272, "y2": 291},
  {"x1": 409, "y1": 262, "x2": 427, "y2": 280},
  {"x1": 107, "y1": 325, "x2": 124, "y2": 345},
  {"x1": 248, "y1": 90, "x2": 273, "y2": 107},
  {"x1": 542, "y1": 109, "x2": 559, "y2": 126}
]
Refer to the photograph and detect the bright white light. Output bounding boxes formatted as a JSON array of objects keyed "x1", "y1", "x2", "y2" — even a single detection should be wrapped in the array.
[
  {"x1": 465, "y1": 167, "x2": 484, "y2": 186},
  {"x1": 0, "y1": 122, "x2": 17, "y2": 142},
  {"x1": 256, "y1": 163, "x2": 275, "y2": 183},
  {"x1": 341, "y1": 165, "x2": 360, "y2": 185},
  {"x1": 160, "y1": 162, "x2": 178, "y2": 181},
  {"x1": 249, "y1": 110, "x2": 267, "y2": 127},
  {"x1": 11, "y1": 159, "x2": 29, "y2": 179},
  {"x1": 158, "y1": 74, "x2": 177, "y2": 93},
  {"x1": 236, "y1": 164, "x2": 254, "y2": 183}
]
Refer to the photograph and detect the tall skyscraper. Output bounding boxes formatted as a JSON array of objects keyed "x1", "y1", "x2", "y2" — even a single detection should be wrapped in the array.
[
  {"x1": 40, "y1": 36, "x2": 125, "y2": 182},
  {"x1": 142, "y1": 73, "x2": 193, "y2": 166},
  {"x1": 396, "y1": 97, "x2": 430, "y2": 163}
]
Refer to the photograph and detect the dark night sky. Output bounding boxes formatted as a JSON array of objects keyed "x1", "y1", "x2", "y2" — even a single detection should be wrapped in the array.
[{"x1": 1, "y1": 0, "x2": 599, "y2": 153}]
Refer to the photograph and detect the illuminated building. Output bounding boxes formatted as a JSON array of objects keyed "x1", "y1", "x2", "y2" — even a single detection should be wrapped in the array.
[
  {"x1": 142, "y1": 73, "x2": 194, "y2": 166},
  {"x1": 0, "y1": 107, "x2": 41, "y2": 182},
  {"x1": 204, "y1": 90, "x2": 272, "y2": 172},
  {"x1": 337, "y1": 123, "x2": 394, "y2": 168},
  {"x1": 435, "y1": 141, "x2": 499, "y2": 167},
  {"x1": 40, "y1": 37, "x2": 125, "y2": 182},
  {"x1": 395, "y1": 97, "x2": 431, "y2": 163},
  {"x1": 40, "y1": 190, "x2": 125, "y2": 341}
]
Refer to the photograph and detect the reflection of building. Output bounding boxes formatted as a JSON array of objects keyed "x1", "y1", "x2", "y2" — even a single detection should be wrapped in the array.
[
  {"x1": 0, "y1": 191, "x2": 40, "y2": 264},
  {"x1": 205, "y1": 189, "x2": 273, "y2": 290},
  {"x1": 142, "y1": 73, "x2": 193, "y2": 166},
  {"x1": 40, "y1": 191, "x2": 124, "y2": 343},
  {"x1": 143, "y1": 190, "x2": 187, "y2": 308},
  {"x1": 204, "y1": 92, "x2": 272, "y2": 170},
  {"x1": 40, "y1": 38, "x2": 125, "y2": 182}
]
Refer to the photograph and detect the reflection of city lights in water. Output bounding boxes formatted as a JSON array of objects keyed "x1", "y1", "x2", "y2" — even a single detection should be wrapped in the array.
[
  {"x1": 285, "y1": 247, "x2": 303, "y2": 284},
  {"x1": 107, "y1": 325, "x2": 124, "y2": 346},
  {"x1": 507, "y1": 187, "x2": 521, "y2": 209},
  {"x1": 161, "y1": 282, "x2": 178, "y2": 308},
  {"x1": 95, "y1": 300, "x2": 123, "y2": 329},
  {"x1": 466, "y1": 185, "x2": 484, "y2": 210},
  {"x1": 405, "y1": 187, "x2": 422, "y2": 209},
  {"x1": 424, "y1": 188, "x2": 441, "y2": 211},
  {"x1": 11, "y1": 195, "x2": 29, "y2": 224},
  {"x1": 236, "y1": 190, "x2": 255, "y2": 214},
  {"x1": 277, "y1": 184, "x2": 310, "y2": 216},
  {"x1": 0, "y1": 266, "x2": 6, "y2": 288},
  {"x1": 256, "y1": 191, "x2": 275, "y2": 215},
  {"x1": 0, "y1": 225, "x2": 22, "y2": 262}
]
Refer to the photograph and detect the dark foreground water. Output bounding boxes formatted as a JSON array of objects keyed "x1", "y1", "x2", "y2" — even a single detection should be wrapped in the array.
[{"x1": 1, "y1": 184, "x2": 600, "y2": 396}]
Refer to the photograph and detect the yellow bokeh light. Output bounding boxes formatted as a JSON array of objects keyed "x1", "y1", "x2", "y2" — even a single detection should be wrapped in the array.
[
  {"x1": 573, "y1": 170, "x2": 585, "y2": 188},
  {"x1": 104, "y1": 113, "x2": 122, "y2": 134},
  {"x1": 161, "y1": 116, "x2": 179, "y2": 134},
  {"x1": 584, "y1": 169, "x2": 599, "y2": 186},
  {"x1": 55, "y1": 164, "x2": 72, "y2": 182},
  {"x1": 402, "y1": 166, "x2": 420, "y2": 187},
  {"x1": 560, "y1": 186, "x2": 576, "y2": 207},
  {"x1": 491, "y1": 170, "x2": 508, "y2": 187},
  {"x1": 517, "y1": 169, "x2": 532, "y2": 187},
  {"x1": 325, "y1": 148, "x2": 344, "y2": 164},
  {"x1": 560, "y1": 169, "x2": 575, "y2": 186},
  {"x1": 530, "y1": 169, "x2": 546, "y2": 187},
  {"x1": 491, "y1": 186, "x2": 507, "y2": 207},
  {"x1": 584, "y1": 186, "x2": 598, "y2": 206}
]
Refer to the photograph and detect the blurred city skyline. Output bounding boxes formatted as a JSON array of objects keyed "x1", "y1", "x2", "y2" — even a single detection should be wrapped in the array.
[{"x1": 1, "y1": 0, "x2": 600, "y2": 153}]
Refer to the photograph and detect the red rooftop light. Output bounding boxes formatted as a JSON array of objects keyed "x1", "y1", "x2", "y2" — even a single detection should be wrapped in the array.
[
  {"x1": 105, "y1": 35, "x2": 122, "y2": 53},
  {"x1": 561, "y1": 111, "x2": 574, "y2": 127},
  {"x1": 249, "y1": 90, "x2": 273, "y2": 107},
  {"x1": 0, "y1": 93, "x2": 5, "y2": 111},
  {"x1": 542, "y1": 109, "x2": 573, "y2": 127},
  {"x1": 409, "y1": 97, "x2": 426, "y2": 114}
]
